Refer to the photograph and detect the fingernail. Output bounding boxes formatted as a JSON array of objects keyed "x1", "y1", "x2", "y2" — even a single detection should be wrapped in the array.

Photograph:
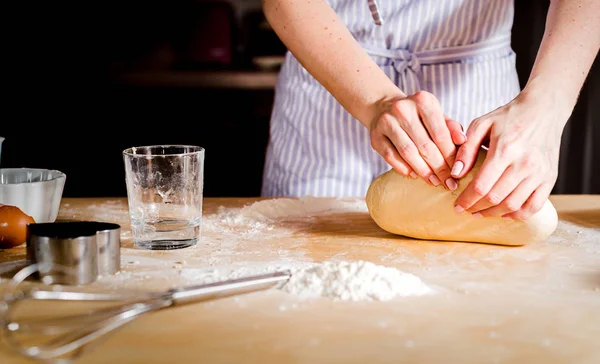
[
  {"x1": 410, "y1": 171, "x2": 418, "y2": 179},
  {"x1": 445, "y1": 177, "x2": 458, "y2": 191},
  {"x1": 451, "y1": 161, "x2": 464, "y2": 177},
  {"x1": 429, "y1": 175, "x2": 441, "y2": 186},
  {"x1": 502, "y1": 216, "x2": 513, "y2": 221},
  {"x1": 454, "y1": 205, "x2": 465, "y2": 214},
  {"x1": 472, "y1": 212, "x2": 483, "y2": 218}
]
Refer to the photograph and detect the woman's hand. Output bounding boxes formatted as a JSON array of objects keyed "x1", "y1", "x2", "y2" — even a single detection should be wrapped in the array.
[
  {"x1": 451, "y1": 92, "x2": 566, "y2": 220},
  {"x1": 370, "y1": 91, "x2": 466, "y2": 190}
]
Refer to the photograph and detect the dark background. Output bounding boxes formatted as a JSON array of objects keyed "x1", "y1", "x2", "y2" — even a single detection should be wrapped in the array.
[{"x1": 1, "y1": 0, "x2": 598, "y2": 198}]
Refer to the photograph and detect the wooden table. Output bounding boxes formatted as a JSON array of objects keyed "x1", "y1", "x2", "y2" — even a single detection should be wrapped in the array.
[{"x1": 0, "y1": 195, "x2": 599, "y2": 363}]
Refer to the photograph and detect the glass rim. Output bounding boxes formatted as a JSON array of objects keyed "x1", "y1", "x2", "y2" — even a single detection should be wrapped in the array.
[{"x1": 122, "y1": 145, "x2": 204, "y2": 158}]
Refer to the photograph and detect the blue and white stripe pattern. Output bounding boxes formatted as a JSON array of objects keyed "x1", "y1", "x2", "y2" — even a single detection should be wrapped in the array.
[{"x1": 261, "y1": 0, "x2": 521, "y2": 198}]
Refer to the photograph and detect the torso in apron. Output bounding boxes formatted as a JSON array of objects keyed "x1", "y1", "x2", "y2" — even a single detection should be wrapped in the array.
[{"x1": 262, "y1": 0, "x2": 521, "y2": 198}]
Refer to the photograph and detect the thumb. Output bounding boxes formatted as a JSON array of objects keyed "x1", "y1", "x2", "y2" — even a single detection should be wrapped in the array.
[
  {"x1": 451, "y1": 118, "x2": 492, "y2": 178},
  {"x1": 445, "y1": 116, "x2": 466, "y2": 145}
]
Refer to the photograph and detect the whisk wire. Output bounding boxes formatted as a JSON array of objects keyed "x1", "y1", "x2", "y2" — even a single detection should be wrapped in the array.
[
  {"x1": 0, "y1": 262, "x2": 291, "y2": 362},
  {"x1": 34, "y1": 301, "x2": 165, "y2": 360},
  {"x1": 7, "y1": 300, "x2": 156, "y2": 335}
]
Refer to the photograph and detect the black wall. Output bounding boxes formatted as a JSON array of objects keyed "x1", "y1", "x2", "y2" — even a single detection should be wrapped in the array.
[{"x1": 2, "y1": 1, "x2": 598, "y2": 197}]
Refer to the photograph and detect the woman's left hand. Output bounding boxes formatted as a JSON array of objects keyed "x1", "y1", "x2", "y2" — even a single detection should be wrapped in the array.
[{"x1": 450, "y1": 92, "x2": 567, "y2": 220}]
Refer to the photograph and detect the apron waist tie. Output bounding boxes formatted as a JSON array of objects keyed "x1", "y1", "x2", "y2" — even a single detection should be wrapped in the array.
[{"x1": 359, "y1": 33, "x2": 513, "y2": 90}]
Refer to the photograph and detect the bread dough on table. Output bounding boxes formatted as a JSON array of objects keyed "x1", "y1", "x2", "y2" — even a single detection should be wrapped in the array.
[{"x1": 365, "y1": 150, "x2": 558, "y2": 246}]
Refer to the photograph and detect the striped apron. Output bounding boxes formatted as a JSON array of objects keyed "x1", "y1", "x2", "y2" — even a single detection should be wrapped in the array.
[{"x1": 261, "y1": 0, "x2": 521, "y2": 198}]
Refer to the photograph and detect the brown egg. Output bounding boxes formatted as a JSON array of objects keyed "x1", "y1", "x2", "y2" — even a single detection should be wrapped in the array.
[{"x1": 0, "y1": 205, "x2": 36, "y2": 249}]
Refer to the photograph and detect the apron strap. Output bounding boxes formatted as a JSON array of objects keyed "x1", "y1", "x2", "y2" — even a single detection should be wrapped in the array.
[
  {"x1": 359, "y1": 33, "x2": 513, "y2": 90},
  {"x1": 368, "y1": 0, "x2": 384, "y2": 26}
]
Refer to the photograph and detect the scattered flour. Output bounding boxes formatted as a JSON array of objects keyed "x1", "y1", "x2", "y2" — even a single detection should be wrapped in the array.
[
  {"x1": 547, "y1": 221, "x2": 600, "y2": 255},
  {"x1": 178, "y1": 259, "x2": 432, "y2": 302},
  {"x1": 178, "y1": 261, "x2": 306, "y2": 284},
  {"x1": 59, "y1": 200, "x2": 130, "y2": 223},
  {"x1": 59, "y1": 198, "x2": 434, "y2": 302},
  {"x1": 202, "y1": 205, "x2": 273, "y2": 236},
  {"x1": 231, "y1": 197, "x2": 368, "y2": 220},
  {"x1": 202, "y1": 197, "x2": 369, "y2": 237}
]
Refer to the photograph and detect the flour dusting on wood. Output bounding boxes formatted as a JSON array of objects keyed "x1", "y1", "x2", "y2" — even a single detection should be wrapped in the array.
[
  {"x1": 77, "y1": 198, "x2": 431, "y2": 302},
  {"x1": 56, "y1": 197, "x2": 599, "y2": 305}
]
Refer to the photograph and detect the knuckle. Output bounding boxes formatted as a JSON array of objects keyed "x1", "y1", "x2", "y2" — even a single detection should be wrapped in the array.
[
  {"x1": 472, "y1": 182, "x2": 489, "y2": 197},
  {"x1": 418, "y1": 141, "x2": 437, "y2": 156},
  {"x1": 527, "y1": 201, "x2": 543, "y2": 214},
  {"x1": 504, "y1": 199, "x2": 522, "y2": 213},
  {"x1": 380, "y1": 114, "x2": 396, "y2": 129},
  {"x1": 392, "y1": 100, "x2": 411, "y2": 117},
  {"x1": 485, "y1": 193, "x2": 504, "y2": 206},
  {"x1": 381, "y1": 148, "x2": 396, "y2": 162},
  {"x1": 397, "y1": 166, "x2": 411, "y2": 176},
  {"x1": 398, "y1": 143, "x2": 416, "y2": 158},
  {"x1": 412, "y1": 90, "x2": 432, "y2": 104},
  {"x1": 495, "y1": 143, "x2": 514, "y2": 160},
  {"x1": 519, "y1": 155, "x2": 537, "y2": 170},
  {"x1": 517, "y1": 209, "x2": 533, "y2": 220},
  {"x1": 469, "y1": 117, "x2": 482, "y2": 129},
  {"x1": 428, "y1": 128, "x2": 447, "y2": 142}
]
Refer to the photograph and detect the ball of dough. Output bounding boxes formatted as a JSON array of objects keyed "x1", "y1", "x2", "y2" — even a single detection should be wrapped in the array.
[{"x1": 365, "y1": 150, "x2": 558, "y2": 246}]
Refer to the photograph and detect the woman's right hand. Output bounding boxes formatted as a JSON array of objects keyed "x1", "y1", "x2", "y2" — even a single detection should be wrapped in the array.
[{"x1": 370, "y1": 91, "x2": 466, "y2": 190}]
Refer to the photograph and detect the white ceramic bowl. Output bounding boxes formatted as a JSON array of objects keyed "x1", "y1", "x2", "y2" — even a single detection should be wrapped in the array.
[{"x1": 0, "y1": 168, "x2": 66, "y2": 223}]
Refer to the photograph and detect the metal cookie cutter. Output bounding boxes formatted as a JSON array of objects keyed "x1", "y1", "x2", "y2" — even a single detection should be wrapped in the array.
[{"x1": 26, "y1": 221, "x2": 121, "y2": 285}]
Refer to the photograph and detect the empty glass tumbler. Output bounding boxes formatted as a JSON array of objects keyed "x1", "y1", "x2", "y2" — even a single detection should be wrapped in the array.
[{"x1": 123, "y1": 145, "x2": 205, "y2": 250}]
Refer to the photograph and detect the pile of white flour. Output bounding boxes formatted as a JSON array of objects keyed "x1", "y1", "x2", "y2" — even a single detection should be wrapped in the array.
[
  {"x1": 179, "y1": 259, "x2": 432, "y2": 302},
  {"x1": 281, "y1": 260, "x2": 432, "y2": 301}
]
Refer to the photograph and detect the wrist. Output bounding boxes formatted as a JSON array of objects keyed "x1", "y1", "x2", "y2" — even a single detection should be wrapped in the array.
[
  {"x1": 518, "y1": 81, "x2": 574, "y2": 128},
  {"x1": 365, "y1": 90, "x2": 407, "y2": 130}
]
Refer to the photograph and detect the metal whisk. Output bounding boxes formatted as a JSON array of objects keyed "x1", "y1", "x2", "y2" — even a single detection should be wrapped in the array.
[{"x1": 0, "y1": 263, "x2": 291, "y2": 362}]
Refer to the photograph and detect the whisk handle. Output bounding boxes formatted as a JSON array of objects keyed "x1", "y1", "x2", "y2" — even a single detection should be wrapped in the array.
[{"x1": 168, "y1": 270, "x2": 291, "y2": 305}]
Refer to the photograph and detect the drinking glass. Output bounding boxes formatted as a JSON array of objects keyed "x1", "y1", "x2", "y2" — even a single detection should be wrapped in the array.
[{"x1": 122, "y1": 145, "x2": 204, "y2": 250}]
